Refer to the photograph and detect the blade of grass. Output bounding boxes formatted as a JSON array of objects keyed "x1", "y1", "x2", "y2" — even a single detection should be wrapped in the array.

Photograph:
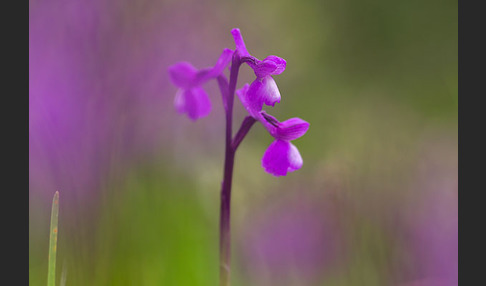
[{"x1": 47, "y1": 191, "x2": 59, "y2": 286}]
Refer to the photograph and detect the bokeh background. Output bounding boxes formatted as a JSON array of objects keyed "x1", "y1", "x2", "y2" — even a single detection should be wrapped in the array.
[{"x1": 29, "y1": 0, "x2": 457, "y2": 285}]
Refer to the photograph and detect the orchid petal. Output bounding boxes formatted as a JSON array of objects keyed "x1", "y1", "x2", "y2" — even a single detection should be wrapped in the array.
[
  {"x1": 263, "y1": 55, "x2": 286, "y2": 75},
  {"x1": 237, "y1": 83, "x2": 262, "y2": 119},
  {"x1": 211, "y1": 48, "x2": 234, "y2": 75},
  {"x1": 252, "y1": 60, "x2": 278, "y2": 78},
  {"x1": 259, "y1": 112, "x2": 309, "y2": 141},
  {"x1": 168, "y1": 62, "x2": 198, "y2": 89},
  {"x1": 174, "y1": 87, "x2": 211, "y2": 121},
  {"x1": 250, "y1": 55, "x2": 287, "y2": 78},
  {"x1": 248, "y1": 55, "x2": 287, "y2": 78},
  {"x1": 262, "y1": 140, "x2": 290, "y2": 176},
  {"x1": 195, "y1": 48, "x2": 234, "y2": 84},
  {"x1": 274, "y1": 118, "x2": 309, "y2": 141},
  {"x1": 262, "y1": 140, "x2": 303, "y2": 176},
  {"x1": 247, "y1": 76, "x2": 281, "y2": 108},
  {"x1": 236, "y1": 83, "x2": 250, "y2": 100},
  {"x1": 287, "y1": 142, "x2": 303, "y2": 172}
]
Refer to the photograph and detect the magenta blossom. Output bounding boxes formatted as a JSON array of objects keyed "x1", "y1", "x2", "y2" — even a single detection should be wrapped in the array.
[
  {"x1": 231, "y1": 29, "x2": 287, "y2": 114},
  {"x1": 237, "y1": 84, "x2": 309, "y2": 176},
  {"x1": 168, "y1": 48, "x2": 233, "y2": 120}
]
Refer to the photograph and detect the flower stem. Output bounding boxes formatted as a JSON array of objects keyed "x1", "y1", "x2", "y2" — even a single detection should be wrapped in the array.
[
  {"x1": 219, "y1": 55, "x2": 245, "y2": 286},
  {"x1": 219, "y1": 148, "x2": 234, "y2": 286},
  {"x1": 232, "y1": 116, "x2": 256, "y2": 151}
]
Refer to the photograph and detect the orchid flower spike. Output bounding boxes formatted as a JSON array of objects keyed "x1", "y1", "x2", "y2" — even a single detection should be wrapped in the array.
[
  {"x1": 168, "y1": 48, "x2": 233, "y2": 120},
  {"x1": 168, "y1": 28, "x2": 311, "y2": 286},
  {"x1": 231, "y1": 29, "x2": 287, "y2": 115}
]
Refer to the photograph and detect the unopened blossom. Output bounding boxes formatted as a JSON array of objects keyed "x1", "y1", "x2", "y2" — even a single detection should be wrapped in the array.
[
  {"x1": 231, "y1": 29, "x2": 287, "y2": 115},
  {"x1": 168, "y1": 48, "x2": 233, "y2": 120}
]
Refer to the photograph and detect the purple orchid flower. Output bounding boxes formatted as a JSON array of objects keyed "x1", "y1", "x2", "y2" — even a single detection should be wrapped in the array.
[
  {"x1": 237, "y1": 84, "x2": 309, "y2": 176},
  {"x1": 231, "y1": 29, "x2": 287, "y2": 114},
  {"x1": 168, "y1": 48, "x2": 233, "y2": 120}
]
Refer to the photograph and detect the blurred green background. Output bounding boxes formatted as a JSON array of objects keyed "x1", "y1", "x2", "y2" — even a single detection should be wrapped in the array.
[{"x1": 29, "y1": 0, "x2": 457, "y2": 285}]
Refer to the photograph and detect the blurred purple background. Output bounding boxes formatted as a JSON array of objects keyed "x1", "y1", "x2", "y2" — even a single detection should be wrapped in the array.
[{"x1": 29, "y1": 0, "x2": 457, "y2": 285}]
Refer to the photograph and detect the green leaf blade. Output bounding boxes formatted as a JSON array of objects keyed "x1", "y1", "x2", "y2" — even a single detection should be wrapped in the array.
[{"x1": 47, "y1": 191, "x2": 59, "y2": 286}]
